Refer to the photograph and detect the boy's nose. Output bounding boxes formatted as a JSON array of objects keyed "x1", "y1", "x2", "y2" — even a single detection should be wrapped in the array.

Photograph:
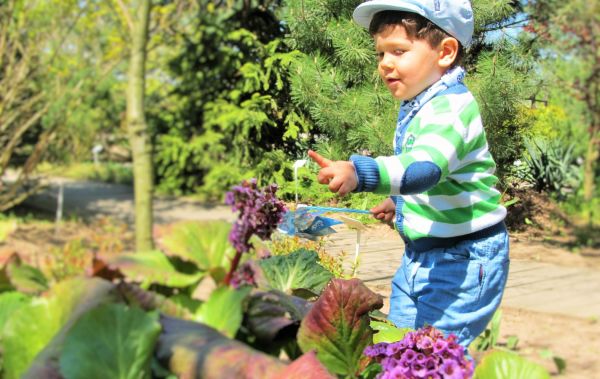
[{"x1": 379, "y1": 53, "x2": 394, "y2": 70}]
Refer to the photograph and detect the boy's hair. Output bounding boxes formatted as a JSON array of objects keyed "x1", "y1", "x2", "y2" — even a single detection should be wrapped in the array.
[{"x1": 369, "y1": 11, "x2": 463, "y2": 67}]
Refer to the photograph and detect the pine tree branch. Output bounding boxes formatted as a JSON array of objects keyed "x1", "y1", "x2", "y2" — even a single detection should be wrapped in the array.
[{"x1": 483, "y1": 17, "x2": 530, "y2": 32}]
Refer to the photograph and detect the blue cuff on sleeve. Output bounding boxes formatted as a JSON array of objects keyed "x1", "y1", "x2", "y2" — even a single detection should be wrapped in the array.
[
  {"x1": 350, "y1": 155, "x2": 380, "y2": 192},
  {"x1": 400, "y1": 161, "x2": 441, "y2": 195}
]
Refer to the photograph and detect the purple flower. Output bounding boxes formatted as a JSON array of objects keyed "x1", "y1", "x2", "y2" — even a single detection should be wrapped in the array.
[
  {"x1": 230, "y1": 261, "x2": 259, "y2": 288},
  {"x1": 364, "y1": 326, "x2": 473, "y2": 379},
  {"x1": 365, "y1": 342, "x2": 389, "y2": 360},
  {"x1": 433, "y1": 339, "x2": 448, "y2": 354},
  {"x1": 381, "y1": 357, "x2": 400, "y2": 371},
  {"x1": 387, "y1": 342, "x2": 405, "y2": 358},
  {"x1": 389, "y1": 366, "x2": 409, "y2": 379},
  {"x1": 416, "y1": 335, "x2": 433, "y2": 351},
  {"x1": 224, "y1": 179, "x2": 287, "y2": 254},
  {"x1": 400, "y1": 349, "x2": 417, "y2": 362},
  {"x1": 413, "y1": 361, "x2": 435, "y2": 378},
  {"x1": 440, "y1": 360, "x2": 463, "y2": 379}
]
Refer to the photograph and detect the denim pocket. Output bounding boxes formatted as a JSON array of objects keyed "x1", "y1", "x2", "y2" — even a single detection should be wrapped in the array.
[{"x1": 440, "y1": 245, "x2": 471, "y2": 261}]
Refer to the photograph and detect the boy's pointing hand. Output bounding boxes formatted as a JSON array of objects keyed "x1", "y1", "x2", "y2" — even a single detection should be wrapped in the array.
[{"x1": 308, "y1": 150, "x2": 358, "y2": 197}]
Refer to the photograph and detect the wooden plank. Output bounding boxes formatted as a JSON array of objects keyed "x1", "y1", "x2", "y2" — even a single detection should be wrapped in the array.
[
  {"x1": 507, "y1": 269, "x2": 596, "y2": 289},
  {"x1": 322, "y1": 226, "x2": 600, "y2": 319}
]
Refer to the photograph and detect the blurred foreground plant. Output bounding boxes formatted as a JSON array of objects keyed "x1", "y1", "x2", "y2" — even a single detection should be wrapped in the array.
[{"x1": 223, "y1": 179, "x2": 287, "y2": 284}]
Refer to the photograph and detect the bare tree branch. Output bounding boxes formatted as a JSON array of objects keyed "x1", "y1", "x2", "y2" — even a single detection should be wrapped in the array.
[{"x1": 114, "y1": 0, "x2": 135, "y2": 34}]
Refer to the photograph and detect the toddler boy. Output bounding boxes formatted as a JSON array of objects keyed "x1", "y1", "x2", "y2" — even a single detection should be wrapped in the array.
[{"x1": 309, "y1": 0, "x2": 509, "y2": 347}]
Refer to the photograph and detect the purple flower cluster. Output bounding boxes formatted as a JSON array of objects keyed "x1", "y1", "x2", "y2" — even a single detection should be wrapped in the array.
[
  {"x1": 364, "y1": 326, "x2": 473, "y2": 379},
  {"x1": 230, "y1": 261, "x2": 258, "y2": 289},
  {"x1": 224, "y1": 179, "x2": 287, "y2": 254}
]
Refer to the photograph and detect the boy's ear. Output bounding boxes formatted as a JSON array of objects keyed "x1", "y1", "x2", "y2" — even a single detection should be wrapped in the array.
[{"x1": 438, "y1": 37, "x2": 459, "y2": 68}]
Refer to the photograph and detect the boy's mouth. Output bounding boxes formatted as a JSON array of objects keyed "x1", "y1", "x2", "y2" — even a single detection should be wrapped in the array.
[{"x1": 387, "y1": 78, "x2": 401, "y2": 85}]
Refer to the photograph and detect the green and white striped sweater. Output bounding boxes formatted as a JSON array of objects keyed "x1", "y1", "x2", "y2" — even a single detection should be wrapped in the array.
[{"x1": 351, "y1": 67, "x2": 506, "y2": 248}]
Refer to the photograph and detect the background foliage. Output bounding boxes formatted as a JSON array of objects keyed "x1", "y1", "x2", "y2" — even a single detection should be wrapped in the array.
[{"x1": 1, "y1": 0, "x2": 598, "y2": 223}]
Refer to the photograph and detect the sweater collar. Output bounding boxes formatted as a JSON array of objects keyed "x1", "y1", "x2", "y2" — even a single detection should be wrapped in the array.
[{"x1": 400, "y1": 66, "x2": 466, "y2": 112}]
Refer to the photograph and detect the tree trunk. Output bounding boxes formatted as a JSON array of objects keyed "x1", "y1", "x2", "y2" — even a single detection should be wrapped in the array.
[
  {"x1": 583, "y1": 123, "x2": 599, "y2": 223},
  {"x1": 127, "y1": 0, "x2": 154, "y2": 252}
]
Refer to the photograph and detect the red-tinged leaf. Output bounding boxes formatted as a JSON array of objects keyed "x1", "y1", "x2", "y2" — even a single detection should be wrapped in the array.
[
  {"x1": 117, "y1": 281, "x2": 192, "y2": 319},
  {"x1": 297, "y1": 278, "x2": 383, "y2": 377},
  {"x1": 274, "y1": 351, "x2": 336, "y2": 379},
  {"x1": 245, "y1": 290, "x2": 312, "y2": 343},
  {"x1": 156, "y1": 315, "x2": 286, "y2": 379}
]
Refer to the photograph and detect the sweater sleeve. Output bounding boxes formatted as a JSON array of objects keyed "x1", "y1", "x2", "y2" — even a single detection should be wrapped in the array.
[{"x1": 351, "y1": 97, "x2": 483, "y2": 196}]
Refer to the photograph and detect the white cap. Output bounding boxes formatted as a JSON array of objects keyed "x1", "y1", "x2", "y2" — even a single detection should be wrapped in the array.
[{"x1": 353, "y1": 0, "x2": 474, "y2": 46}]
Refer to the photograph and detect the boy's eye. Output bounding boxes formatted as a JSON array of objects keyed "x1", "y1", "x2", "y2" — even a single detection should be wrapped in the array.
[
  {"x1": 376, "y1": 52, "x2": 385, "y2": 60},
  {"x1": 393, "y1": 49, "x2": 405, "y2": 55}
]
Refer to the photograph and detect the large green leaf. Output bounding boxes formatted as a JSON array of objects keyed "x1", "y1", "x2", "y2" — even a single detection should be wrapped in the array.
[
  {"x1": 258, "y1": 249, "x2": 333, "y2": 298},
  {"x1": 159, "y1": 221, "x2": 235, "y2": 280},
  {"x1": 104, "y1": 250, "x2": 204, "y2": 288},
  {"x1": 59, "y1": 304, "x2": 161, "y2": 379},
  {"x1": 117, "y1": 282, "x2": 192, "y2": 319},
  {"x1": 297, "y1": 278, "x2": 383, "y2": 376},
  {"x1": 370, "y1": 320, "x2": 411, "y2": 344},
  {"x1": 0, "y1": 291, "x2": 29, "y2": 330},
  {"x1": 194, "y1": 286, "x2": 251, "y2": 338},
  {"x1": 0, "y1": 254, "x2": 48, "y2": 294},
  {"x1": 474, "y1": 350, "x2": 550, "y2": 379},
  {"x1": 2, "y1": 278, "x2": 118, "y2": 379},
  {"x1": 156, "y1": 316, "x2": 336, "y2": 378}
]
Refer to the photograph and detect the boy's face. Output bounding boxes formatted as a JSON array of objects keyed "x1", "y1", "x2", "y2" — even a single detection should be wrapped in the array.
[{"x1": 375, "y1": 25, "x2": 445, "y2": 101}]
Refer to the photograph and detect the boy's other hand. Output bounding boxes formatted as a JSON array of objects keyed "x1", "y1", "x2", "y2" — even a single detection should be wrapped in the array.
[
  {"x1": 308, "y1": 150, "x2": 358, "y2": 196},
  {"x1": 371, "y1": 198, "x2": 395, "y2": 223}
]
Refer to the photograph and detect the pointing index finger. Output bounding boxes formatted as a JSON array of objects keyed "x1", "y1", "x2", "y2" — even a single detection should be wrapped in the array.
[{"x1": 308, "y1": 150, "x2": 332, "y2": 168}]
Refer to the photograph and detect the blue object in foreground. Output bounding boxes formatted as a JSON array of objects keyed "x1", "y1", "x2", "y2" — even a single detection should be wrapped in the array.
[{"x1": 277, "y1": 206, "x2": 370, "y2": 240}]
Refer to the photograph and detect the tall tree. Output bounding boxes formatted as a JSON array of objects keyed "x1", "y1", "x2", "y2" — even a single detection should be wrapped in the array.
[
  {"x1": 119, "y1": 0, "x2": 154, "y2": 251},
  {"x1": 0, "y1": 0, "x2": 106, "y2": 211},
  {"x1": 152, "y1": 0, "x2": 306, "y2": 199},
  {"x1": 281, "y1": 0, "x2": 530, "y2": 175},
  {"x1": 525, "y1": 0, "x2": 599, "y2": 220}
]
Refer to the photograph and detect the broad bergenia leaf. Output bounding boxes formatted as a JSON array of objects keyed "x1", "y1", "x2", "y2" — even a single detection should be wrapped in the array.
[
  {"x1": 370, "y1": 320, "x2": 411, "y2": 344},
  {"x1": 258, "y1": 249, "x2": 333, "y2": 298},
  {"x1": 0, "y1": 291, "x2": 29, "y2": 330},
  {"x1": 156, "y1": 315, "x2": 287, "y2": 379},
  {"x1": 157, "y1": 316, "x2": 336, "y2": 378},
  {"x1": 2, "y1": 254, "x2": 48, "y2": 294},
  {"x1": 194, "y1": 286, "x2": 251, "y2": 338},
  {"x1": 59, "y1": 304, "x2": 161, "y2": 379},
  {"x1": 103, "y1": 250, "x2": 204, "y2": 288},
  {"x1": 3, "y1": 278, "x2": 118, "y2": 379},
  {"x1": 117, "y1": 281, "x2": 192, "y2": 319},
  {"x1": 273, "y1": 351, "x2": 335, "y2": 379},
  {"x1": 158, "y1": 221, "x2": 236, "y2": 279},
  {"x1": 245, "y1": 290, "x2": 312, "y2": 343},
  {"x1": 297, "y1": 278, "x2": 383, "y2": 377},
  {"x1": 474, "y1": 350, "x2": 550, "y2": 379}
]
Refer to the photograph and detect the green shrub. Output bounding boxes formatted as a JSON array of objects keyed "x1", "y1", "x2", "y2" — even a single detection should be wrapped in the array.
[{"x1": 520, "y1": 138, "x2": 581, "y2": 199}]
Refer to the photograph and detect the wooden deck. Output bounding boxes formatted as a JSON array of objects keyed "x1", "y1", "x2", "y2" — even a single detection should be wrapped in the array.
[{"x1": 324, "y1": 225, "x2": 600, "y2": 319}]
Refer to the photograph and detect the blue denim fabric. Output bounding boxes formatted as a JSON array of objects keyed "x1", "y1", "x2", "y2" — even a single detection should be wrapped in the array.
[{"x1": 387, "y1": 227, "x2": 510, "y2": 348}]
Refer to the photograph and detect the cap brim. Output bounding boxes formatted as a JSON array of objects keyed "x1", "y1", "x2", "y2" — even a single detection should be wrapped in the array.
[{"x1": 353, "y1": 0, "x2": 426, "y2": 29}]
